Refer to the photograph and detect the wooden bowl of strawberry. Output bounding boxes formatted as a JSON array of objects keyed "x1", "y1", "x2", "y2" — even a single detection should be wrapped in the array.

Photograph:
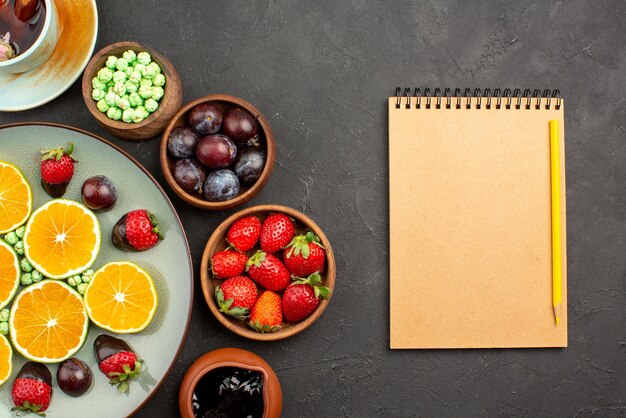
[{"x1": 200, "y1": 204, "x2": 335, "y2": 341}]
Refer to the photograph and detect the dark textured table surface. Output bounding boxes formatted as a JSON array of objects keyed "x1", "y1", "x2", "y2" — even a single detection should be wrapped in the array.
[{"x1": 2, "y1": 1, "x2": 626, "y2": 416}]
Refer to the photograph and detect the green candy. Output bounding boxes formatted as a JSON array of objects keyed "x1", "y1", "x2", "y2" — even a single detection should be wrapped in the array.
[
  {"x1": 138, "y1": 85, "x2": 153, "y2": 99},
  {"x1": 104, "y1": 92, "x2": 118, "y2": 107},
  {"x1": 139, "y1": 78, "x2": 153, "y2": 88},
  {"x1": 96, "y1": 99, "x2": 110, "y2": 113},
  {"x1": 0, "y1": 309, "x2": 9, "y2": 322},
  {"x1": 117, "y1": 97, "x2": 131, "y2": 110},
  {"x1": 112, "y1": 70, "x2": 127, "y2": 84},
  {"x1": 132, "y1": 107, "x2": 147, "y2": 123},
  {"x1": 4, "y1": 232, "x2": 18, "y2": 245},
  {"x1": 0, "y1": 323, "x2": 8, "y2": 336},
  {"x1": 137, "y1": 52, "x2": 151, "y2": 66},
  {"x1": 122, "y1": 50, "x2": 137, "y2": 63},
  {"x1": 125, "y1": 81, "x2": 138, "y2": 94},
  {"x1": 92, "y1": 88, "x2": 105, "y2": 101},
  {"x1": 14, "y1": 241, "x2": 23, "y2": 255},
  {"x1": 129, "y1": 70, "x2": 142, "y2": 84},
  {"x1": 67, "y1": 276, "x2": 78, "y2": 287},
  {"x1": 122, "y1": 108, "x2": 134, "y2": 123},
  {"x1": 141, "y1": 65, "x2": 156, "y2": 79},
  {"x1": 152, "y1": 86, "x2": 165, "y2": 101},
  {"x1": 124, "y1": 66, "x2": 134, "y2": 77},
  {"x1": 153, "y1": 73, "x2": 166, "y2": 87},
  {"x1": 144, "y1": 98, "x2": 159, "y2": 113},
  {"x1": 92, "y1": 77, "x2": 107, "y2": 90},
  {"x1": 112, "y1": 82, "x2": 126, "y2": 96},
  {"x1": 105, "y1": 56, "x2": 118, "y2": 69},
  {"x1": 115, "y1": 57, "x2": 129, "y2": 71},
  {"x1": 31, "y1": 270, "x2": 43, "y2": 282},
  {"x1": 107, "y1": 106, "x2": 122, "y2": 120},
  {"x1": 128, "y1": 92, "x2": 144, "y2": 107},
  {"x1": 81, "y1": 270, "x2": 94, "y2": 283},
  {"x1": 15, "y1": 226, "x2": 25, "y2": 239},
  {"x1": 20, "y1": 273, "x2": 32, "y2": 286},
  {"x1": 77, "y1": 283, "x2": 88, "y2": 295},
  {"x1": 97, "y1": 67, "x2": 113, "y2": 82},
  {"x1": 20, "y1": 258, "x2": 32, "y2": 272},
  {"x1": 134, "y1": 63, "x2": 145, "y2": 73},
  {"x1": 147, "y1": 62, "x2": 161, "y2": 75}
]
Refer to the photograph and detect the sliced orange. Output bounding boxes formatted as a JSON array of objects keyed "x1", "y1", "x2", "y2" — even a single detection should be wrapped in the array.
[
  {"x1": 10, "y1": 280, "x2": 89, "y2": 363},
  {"x1": 84, "y1": 262, "x2": 158, "y2": 333},
  {"x1": 0, "y1": 334, "x2": 12, "y2": 385},
  {"x1": 0, "y1": 161, "x2": 32, "y2": 234},
  {"x1": 24, "y1": 199, "x2": 101, "y2": 279},
  {"x1": 0, "y1": 239, "x2": 20, "y2": 310}
]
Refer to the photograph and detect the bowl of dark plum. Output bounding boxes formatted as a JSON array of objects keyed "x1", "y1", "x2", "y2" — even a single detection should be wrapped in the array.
[{"x1": 160, "y1": 94, "x2": 276, "y2": 210}]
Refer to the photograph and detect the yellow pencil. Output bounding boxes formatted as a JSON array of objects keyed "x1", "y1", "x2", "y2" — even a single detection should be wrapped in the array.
[{"x1": 550, "y1": 120, "x2": 562, "y2": 326}]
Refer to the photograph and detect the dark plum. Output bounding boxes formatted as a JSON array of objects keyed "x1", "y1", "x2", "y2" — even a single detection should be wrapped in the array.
[
  {"x1": 173, "y1": 158, "x2": 206, "y2": 194},
  {"x1": 223, "y1": 108, "x2": 259, "y2": 144},
  {"x1": 233, "y1": 148, "x2": 266, "y2": 185},
  {"x1": 188, "y1": 103, "x2": 223, "y2": 135},
  {"x1": 81, "y1": 175, "x2": 118, "y2": 212},
  {"x1": 196, "y1": 134, "x2": 237, "y2": 169},
  {"x1": 167, "y1": 126, "x2": 200, "y2": 158},
  {"x1": 203, "y1": 169, "x2": 240, "y2": 202},
  {"x1": 57, "y1": 358, "x2": 92, "y2": 397}
]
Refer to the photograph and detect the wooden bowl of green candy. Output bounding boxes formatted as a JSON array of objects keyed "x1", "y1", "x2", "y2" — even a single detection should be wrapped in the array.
[{"x1": 81, "y1": 41, "x2": 183, "y2": 141}]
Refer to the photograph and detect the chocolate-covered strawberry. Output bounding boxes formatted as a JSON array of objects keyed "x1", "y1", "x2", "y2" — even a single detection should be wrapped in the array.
[
  {"x1": 112, "y1": 209, "x2": 163, "y2": 252},
  {"x1": 246, "y1": 251, "x2": 291, "y2": 291},
  {"x1": 260, "y1": 213, "x2": 295, "y2": 253},
  {"x1": 284, "y1": 231, "x2": 326, "y2": 276},
  {"x1": 211, "y1": 249, "x2": 248, "y2": 279},
  {"x1": 282, "y1": 273, "x2": 330, "y2": 322},
  {"x1": 40, "y1": 142, "x2": 76, "y2": 198},
  {"x1": 215, "y1": 276, "x2": 258, "y2": 319},
  {"x1": 12, "y1": 362, "x2": 52, "y2": 415},
  {"x1": 94, "y1": 334, "x2": 143, "y2": 393}
]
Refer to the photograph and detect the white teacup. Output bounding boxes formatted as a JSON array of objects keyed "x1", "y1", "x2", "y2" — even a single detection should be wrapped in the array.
[{"x1": 0, "y1": 0, "x2": 59, "y2": 74}]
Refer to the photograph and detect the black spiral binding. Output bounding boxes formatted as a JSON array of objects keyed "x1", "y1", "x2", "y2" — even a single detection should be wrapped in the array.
[{"x1": 394, "y1": 87, "x2": 561, "y2": 110}]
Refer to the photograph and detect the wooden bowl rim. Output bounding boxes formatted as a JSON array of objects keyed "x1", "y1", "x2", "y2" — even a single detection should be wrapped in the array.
[
  {"x1": 159, "y1": 94, "x2": 276, "y2": 210},
  {"x1": 81, "y1": 41, "x2": 176, "y2": 131},
  {"x1": 178, "y1": 348, "x2": 282, "y2": 418},
  {"x1": 200, "y1": 204, "x2": 336, "y2": 341}
]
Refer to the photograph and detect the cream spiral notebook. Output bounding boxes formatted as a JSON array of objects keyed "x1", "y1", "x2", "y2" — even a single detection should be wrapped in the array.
[{"x1": 389, "y1": 88, "x2": 567, "y2": 349}]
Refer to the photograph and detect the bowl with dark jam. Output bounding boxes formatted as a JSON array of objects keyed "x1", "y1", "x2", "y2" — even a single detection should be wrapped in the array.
[
  {"x1": 0, "y1": 0, "x2": 60, "y2": 73},
  {"x1": 179, "y1": 348, "x2": 282, "y2": 418}
]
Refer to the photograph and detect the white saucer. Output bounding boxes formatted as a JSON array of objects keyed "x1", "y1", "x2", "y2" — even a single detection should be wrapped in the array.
[{"x1": 0, "y1": 0, "x2": 98, "y2": 111}]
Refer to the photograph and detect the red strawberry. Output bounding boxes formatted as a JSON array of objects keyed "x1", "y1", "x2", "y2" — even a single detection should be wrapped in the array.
[
  {"x1": 260, "y1": 213, "x2": 295, "y2": 253},
  {"x1": 227, "y1": 216, "x2": 262, "y2": 252},
  {"x1": 246, "y1": 251, "x2": 291, "y2": 291},
  {"x1": 12, "y1": 362, "x2": 52, "y2": 415},
  {"x1": 211, "y1": 249, "x2": 248, "y2": 279},
  {"x1": 249, "y1": 290, "x2": 282, "y2": 332},
  {"x1": 284, "y1": 231, "x2": 326, "y2": 276},
  {"x1": 40, "y1": 142, "x2": 76, "y2": 198},
  {"x1": 94, "y1": 334, "x2": 143, "y2": 393},
  {"x1": 215, "y1": 276, "x2": 257, "y2": 319},
  {"x1": 282, "y1": 273, "x2": 330, "y2": 322},
  {"x1": 112, "y1": 209, "x2": 163, "y2": 252}
]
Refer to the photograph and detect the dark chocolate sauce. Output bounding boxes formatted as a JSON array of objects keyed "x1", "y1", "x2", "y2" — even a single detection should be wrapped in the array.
[
  {"x1": 192, "y1": 367, "x2": 264, "y2": 418},
  {"x1": 41, "y1": 179, "x2": 69, "y2": 198},
  {"x1": 94, "y1": 334, "x2": 132, "y2": 363},
  {"x1": 17, "y1": 361, "x2": 52, "y2": 385}
]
